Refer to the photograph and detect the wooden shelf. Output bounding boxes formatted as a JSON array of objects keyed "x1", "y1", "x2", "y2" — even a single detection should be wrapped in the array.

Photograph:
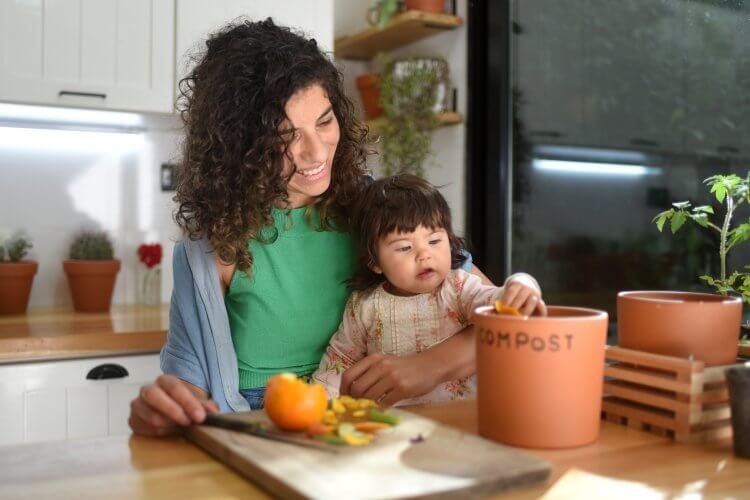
[
  {"x1": 365, "y1": 111, "x2": 463, "y2": 133},
  {"x1": 335, "y1": 11, "x2": 463, "y2": 61}
]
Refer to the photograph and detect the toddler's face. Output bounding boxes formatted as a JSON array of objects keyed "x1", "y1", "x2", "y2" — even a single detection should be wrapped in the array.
[{"x1": 372, "y1": 224, "x2": 452, "y2": 296}]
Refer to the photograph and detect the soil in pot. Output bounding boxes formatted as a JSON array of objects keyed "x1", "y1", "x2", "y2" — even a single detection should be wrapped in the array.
[
  {"x1": 617, "y1": 291, "x2": 742, "y2": 366},
  {"x1": 63, "y1": 260, "x2": 121, "y2": 312},
  {"x1": 473, "y1": 305, "x2": 608, "y2": 449},
  {"x1": 0, "y1": 261, "x2": 38, "y2": 315}
]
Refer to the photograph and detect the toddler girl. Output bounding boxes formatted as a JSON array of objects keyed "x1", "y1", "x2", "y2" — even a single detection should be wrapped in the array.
[{"x1": 313, "y1": 174, "x2": 545, "y2": 405}]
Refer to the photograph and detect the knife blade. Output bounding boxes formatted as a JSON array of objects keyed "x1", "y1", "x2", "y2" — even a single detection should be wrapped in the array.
[{"x1": 201, "y1": 414, "x2": 342, "y2": 453}]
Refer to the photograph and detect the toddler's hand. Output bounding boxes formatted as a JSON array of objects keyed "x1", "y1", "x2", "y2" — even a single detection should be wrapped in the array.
[{"x1": 501, "y1": 274, "x2": 547, "y2": 317}]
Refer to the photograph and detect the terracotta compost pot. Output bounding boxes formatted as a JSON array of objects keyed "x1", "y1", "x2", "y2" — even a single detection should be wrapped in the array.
[
  {"x1": 0, "y1": 261, "x2": 38, "y2": 315},
  {"x1": 617, "y1": 291, "x2": 741, "y2": 366},
  {"x1": 405, "y1": 0, "x2": 446, "y2": 13},
  {"x1": 63, "y1": 260, "x2": 120, "y2": 312},
  {"x1": 474, "y1": 305, "x2": 608, "y2": 449},
  {"x1": 355, "y1": 73, "x2": 382, "y2": 119}
]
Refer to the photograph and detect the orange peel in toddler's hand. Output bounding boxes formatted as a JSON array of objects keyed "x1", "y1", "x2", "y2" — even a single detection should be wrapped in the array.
[{"x1": 494, "y1": 300, "x2": 522, "y2": 316}]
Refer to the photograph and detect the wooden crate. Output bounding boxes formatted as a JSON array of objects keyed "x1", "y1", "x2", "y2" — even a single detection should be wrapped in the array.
[{"x1": 601, "y1": 346, "x2": 749, "y2": 443}]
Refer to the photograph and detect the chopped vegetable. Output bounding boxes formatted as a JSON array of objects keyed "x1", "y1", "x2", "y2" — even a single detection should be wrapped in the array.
[
  {"x1": 331, "y1": 399, "x2": 346, "y2": 414},
  {"x1": 305, "y1": 422, "x2": 336, "y2": 437},
  {"x1": 314, "y1": 434, "x2": 346, "y2": 445},
  {"x1": 354, "y1": 422, "x2": 390, "y2": 433},
  {"x1": 494, "y1": 300, "x2": 521, "y2": 316},
  {"x1": 338, "y1": 422, "x2": 374, "y2": 446},
  {"x1": 368, "y1": 408, "x2": 400, "y2": 426}
]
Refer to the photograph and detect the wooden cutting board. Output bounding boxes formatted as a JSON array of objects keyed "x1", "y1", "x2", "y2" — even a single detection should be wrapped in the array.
[{"x1": 185, "y1": 408, "x2": 551, "y2": 499}]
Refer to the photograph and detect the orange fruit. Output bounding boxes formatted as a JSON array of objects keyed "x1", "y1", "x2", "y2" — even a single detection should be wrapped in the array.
[{"x1": 265, "y1": 373, "x2": 328, "y2": 431}]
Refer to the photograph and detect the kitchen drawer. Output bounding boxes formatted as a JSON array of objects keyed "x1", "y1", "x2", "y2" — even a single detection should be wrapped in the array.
[{"x1": 0, "y1": 353, "x2": 161, "y2": 446}]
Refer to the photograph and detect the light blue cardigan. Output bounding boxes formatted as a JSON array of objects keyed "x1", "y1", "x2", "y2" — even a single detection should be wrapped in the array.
[{"x1": 160, "y1": 237, "x2": 474, "y2": 412}]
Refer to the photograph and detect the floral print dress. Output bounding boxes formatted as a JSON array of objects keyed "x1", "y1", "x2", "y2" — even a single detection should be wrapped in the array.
[{"x1": 312, "y1": 268, "x2": 504, "y2": 406}]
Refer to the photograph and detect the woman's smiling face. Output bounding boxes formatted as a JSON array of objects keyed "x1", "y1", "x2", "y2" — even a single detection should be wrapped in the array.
[{"x1": 279, "y1": 84, "x2": 340, "y2": 208}]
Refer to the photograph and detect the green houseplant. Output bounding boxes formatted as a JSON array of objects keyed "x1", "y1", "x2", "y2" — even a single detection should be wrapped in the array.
[
  {"x1": 0, "y1": 233, "x2": 38, "y2": 315},
  {"x1": 378, "y1": 56, "x2": 449, "y2": 177},
  {"x1": 653, "y1": 173, "x2": 750, "y2": 304},
  {"x1": 616, "y1": 173, "x2": 748, "y2": 366},
  {"x1": 63, "y1": 230, "x2": 120, "y2": 313}
]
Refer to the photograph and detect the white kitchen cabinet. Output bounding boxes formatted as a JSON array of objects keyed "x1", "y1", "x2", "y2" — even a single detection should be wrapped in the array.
[
  {"x1": 175, "y1": 0, "x2": 333, "y2": 88},
  {"x1": 0, "y1": 353, "x2": 161, "y2": 446},
  {"x1": 0, "y1": 0, "x2": 174, "y2": 113}
]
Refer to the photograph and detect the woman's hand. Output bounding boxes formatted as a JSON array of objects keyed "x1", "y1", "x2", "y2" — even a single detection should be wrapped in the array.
[
  {"x1": 501, "y1": 274, "x2": 547, "y2": 317},
  {"x1": 340, "y1": 352, "x2": 446, "y2": 407},
  {"x1": 129, "y1": 374, "x2": 219, "y2": 437}
]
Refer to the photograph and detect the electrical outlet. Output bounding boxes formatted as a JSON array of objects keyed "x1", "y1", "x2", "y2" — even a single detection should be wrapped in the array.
[{"x1": 161, "y1": 163, "x2": 178, "y2": 191}]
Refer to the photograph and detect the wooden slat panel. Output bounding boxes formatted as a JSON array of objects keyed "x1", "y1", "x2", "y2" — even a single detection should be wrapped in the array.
[
  {"x1": 602, "y1": 397, "x2": 681, "y2": 432},
  {"x1": 604, "y1": 365, "x2": 693, "y2": 394},
  {"x1": 605, "y1": 346, "x2": 702, "y2": 373},
  {"x1": 603, "y1": 380, "x2": 686, "y2": 413}
]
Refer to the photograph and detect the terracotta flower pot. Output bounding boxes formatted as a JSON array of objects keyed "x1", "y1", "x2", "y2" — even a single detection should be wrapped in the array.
[
  {"x1": 0, "y1": 261, "x2": 38, "y2": 315},
  {"x1": 63, "y1": 260, "x2": 121, "y2": 313},
  {"x1": 405, "y1": 0, "x2": 446, "y2": 14},
  {"x1": 356, "y1": 73, "x2": 383, "y2": 119},
  {"x1": 474, "y1": 305, "x2": 608, "y2": 449},
  {"x1": 617, "y1": 291, "x2": 742, "y2": 366}
]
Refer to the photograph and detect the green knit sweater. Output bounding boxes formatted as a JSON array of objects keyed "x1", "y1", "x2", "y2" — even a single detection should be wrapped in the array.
[{"x1": 225, "y1": 207, "x2": 354, "y2": 389}]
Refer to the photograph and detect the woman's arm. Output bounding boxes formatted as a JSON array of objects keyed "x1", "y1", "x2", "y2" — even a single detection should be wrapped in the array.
[{"x1": 129, "y1": 375, "x2": 218, "y2": 436}]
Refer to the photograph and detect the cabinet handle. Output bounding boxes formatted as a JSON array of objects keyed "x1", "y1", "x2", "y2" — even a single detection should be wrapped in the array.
[
  {"x1": 717, "y1": 145, "x2": 739, "y2": 154},
  {"x1": 630, "y1": 137, "x2": 659, "y2": 147},
  {"x1": 59, "y1": 90, "x2": 107, "y2": 100},
  {"x1": 529, "y1": 130, "x2": 562, "y2": 138},
  {"x1": 86, "y1": 363, "x2": 129, "y2": 380}
]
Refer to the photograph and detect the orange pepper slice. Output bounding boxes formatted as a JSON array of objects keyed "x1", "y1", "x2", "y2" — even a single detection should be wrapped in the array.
[
  {"x1": 354, "y1": 422, "x2": 391, "y2": 433},
  {"x1": 494, "y1": 300, "x2": 521, "y2": 316}
]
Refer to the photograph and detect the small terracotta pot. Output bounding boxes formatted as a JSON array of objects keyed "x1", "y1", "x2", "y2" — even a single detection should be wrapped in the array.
[
  {"x1": 63, "y1": 260, "x2": 120, "y2": 313},
  {"x1": 617, "y1": 291, "x2": 741, "y2": 366},
  {"x1": 0, "y1": 261, "x2": 38, "y2": 315},
  {"x1": 405, "y1": 0, "x2": 446, "y2": 14},
  {"x1": 356, "y1": 73, "x2": 383, "y2": 119},
  {"x1": 474, "y1": 305, "x2": 608, "y2": 449}
]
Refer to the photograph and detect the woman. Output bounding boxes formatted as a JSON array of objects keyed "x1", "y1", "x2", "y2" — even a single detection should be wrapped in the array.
[{"x1": 129, "y1": 18, "x2": 544, "y2": 436}]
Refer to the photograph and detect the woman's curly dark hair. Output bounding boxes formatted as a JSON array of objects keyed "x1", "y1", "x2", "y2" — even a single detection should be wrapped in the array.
[
  {"x1": 174, "y1": 18, "x2": 369, "y2": 272},
  {"x1": 349, "y1": 174, "x2": 467, "y2": 291}
]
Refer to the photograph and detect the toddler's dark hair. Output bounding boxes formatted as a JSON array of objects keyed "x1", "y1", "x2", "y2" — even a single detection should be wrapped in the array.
[{"x1": 349, "y1": 174, "x2": 467, "y2": 291}]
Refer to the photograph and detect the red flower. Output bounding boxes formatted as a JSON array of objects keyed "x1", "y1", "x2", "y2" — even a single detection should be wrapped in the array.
[{"x1": 137, "y1": 243, "x2": 162, "y2": 269}]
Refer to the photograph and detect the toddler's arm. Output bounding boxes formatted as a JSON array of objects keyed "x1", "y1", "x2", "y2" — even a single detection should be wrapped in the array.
[
  {"x1": 312, "y1": 296, "x2": 368, "y2": 399},
  {"x1": 459, "y1": 270, "x2": 545, "y2": 317}
]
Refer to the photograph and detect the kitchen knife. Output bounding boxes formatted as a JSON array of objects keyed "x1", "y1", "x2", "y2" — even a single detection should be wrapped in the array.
[{"x1": 201, "y1": 414, "x2": 342, "y2": 453}]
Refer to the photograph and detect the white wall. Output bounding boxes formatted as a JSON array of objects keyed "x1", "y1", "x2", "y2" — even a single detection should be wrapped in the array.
[
  {"x1": 334, "y1": 0, "x2": 468, "y2": 235},
  {"x1": 0, "y1": 113, "x2": 182, "y2": 310},
  {"x1": 0, "y1": 1, "x2": 463, "y2": 310}
]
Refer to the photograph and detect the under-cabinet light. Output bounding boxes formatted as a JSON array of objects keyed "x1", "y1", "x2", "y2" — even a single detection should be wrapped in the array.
[
  {"x1": 532, "y1": 159, "x2": 660, "y2": 176},
  {"x1": 533, "y1": 145, "x2": 650, "y2": 165},
  {"x1": 0, "y1": 102, "x2": 144, "y2": 133},
  {"x1": 0, "y1": 126, "x2": 144, "y2": 153}
]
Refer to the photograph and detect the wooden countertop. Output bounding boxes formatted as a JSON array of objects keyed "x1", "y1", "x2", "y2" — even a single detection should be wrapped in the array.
[
  {"x1": 0, "y1": 399, "x2": 747, "y2": 499},
  {"x1": 0, "y1": 305, "x2": 168, "y2": 363}
]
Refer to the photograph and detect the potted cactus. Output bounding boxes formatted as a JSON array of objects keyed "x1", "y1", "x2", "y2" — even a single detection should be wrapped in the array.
[
  {"x1": 63, "y1": 230, "x2": 120, "y2": 312},
  {"x1": 0, "y1": 233, "x2": 37, "y2": 315}
]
